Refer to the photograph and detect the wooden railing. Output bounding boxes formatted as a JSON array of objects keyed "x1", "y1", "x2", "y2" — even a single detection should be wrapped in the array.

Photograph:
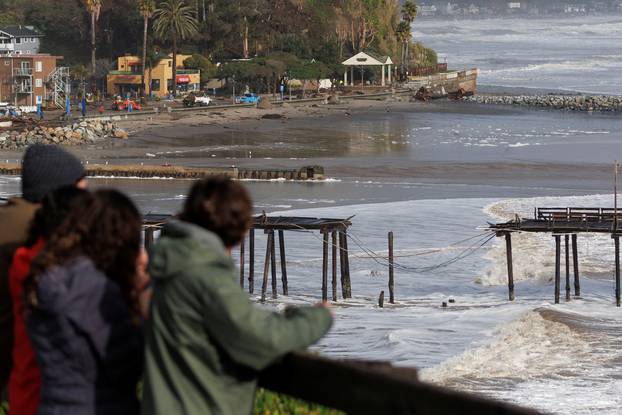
[
  {"x1": 536, "y1": 207, "x2": 622, "y2": 222},
  {"x1": 412, "y1": 63, "x2": 448, "y2": 77},
  {"x1": 259, "y1": 352, "x2": 543, "y2": 414}
]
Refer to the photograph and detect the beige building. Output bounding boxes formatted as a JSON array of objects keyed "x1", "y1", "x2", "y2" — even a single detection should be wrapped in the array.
[{"x1": 106, "y1": 54, "x2": 200, "y2": 98}]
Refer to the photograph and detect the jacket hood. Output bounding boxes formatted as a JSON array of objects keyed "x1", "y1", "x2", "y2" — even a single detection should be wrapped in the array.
[{"x1": 148, "y1": 220, "x2": 230, "y2": 281}]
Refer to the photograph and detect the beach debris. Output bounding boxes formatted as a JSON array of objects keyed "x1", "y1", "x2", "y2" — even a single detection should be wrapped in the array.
[
  {"x1": 327, "y1": 95, "x2": 340, "y2": 105},
  {"x1": 0, "y1": 119, "x2": 127, "y2": 150},
  {"x1": 261, "y1": 113, "x2": 285, "y2": 119},
  {"x1": 257, "y1": 98, "x2": 273, "y2": 109},
  {"x1": 441, "y1": 301, "x2": 448, "y2": 308}
]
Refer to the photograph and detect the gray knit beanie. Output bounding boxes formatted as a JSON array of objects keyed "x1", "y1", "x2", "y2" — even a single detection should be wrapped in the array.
[{"x1": 21, "y1": 144, "x2": 86, "y2": 203}]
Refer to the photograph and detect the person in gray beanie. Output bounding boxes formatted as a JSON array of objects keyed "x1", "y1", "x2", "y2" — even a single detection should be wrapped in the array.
[{"x1": 0, "y1": 144, "x2": 86, "y2": 395}]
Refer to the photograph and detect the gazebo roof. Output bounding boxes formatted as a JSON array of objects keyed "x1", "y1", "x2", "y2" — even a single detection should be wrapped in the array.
[{"x1": 342, "y1": 51, "x2": 393, "y2": 66}]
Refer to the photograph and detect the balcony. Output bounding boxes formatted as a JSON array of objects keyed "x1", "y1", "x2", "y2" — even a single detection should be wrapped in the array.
[
  {"x1": 14, "y1": 68, "x2": 33, "y2": 76},
  {"x1": 0, "y1": 43, "x2": 14, "y2": 51},
  {"x1": 14, "y1": 84, "x2": 33, "y2": 93}
]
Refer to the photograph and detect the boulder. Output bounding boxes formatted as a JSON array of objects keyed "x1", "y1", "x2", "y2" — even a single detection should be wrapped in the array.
[
  {"x1": 256, "y1": 98, "x2": 273, "y2": 109},
  {"x1": 114, "y1": 129, "x2": 129, "y2": 139}
]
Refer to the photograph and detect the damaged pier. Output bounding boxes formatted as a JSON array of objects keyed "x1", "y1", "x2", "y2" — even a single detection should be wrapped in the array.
[
  {"x1": 490, "y1": 207, "x2": 622, "y2": 306},
  {"x1": 143, "y1": 214, "x2": 353, "y2": 301}
]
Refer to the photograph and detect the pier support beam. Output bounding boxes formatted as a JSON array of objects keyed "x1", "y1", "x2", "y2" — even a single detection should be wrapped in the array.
[
  {"x1": 565, "y1": 235, "x2": 570, "y2": 301},
  {"x1": 270, "y1": 230, "x2": 277, "y2": 300},
  {"x1": 144, "y1": 227, "x2": 155, "y2": 250},
  {"x1": 388, "y1": 231, "x2": 395, "y2": 304},
  {"x1": 504, "y1": 233, "x2": 515, "y2": 301},
  {"x1": 239, "y1": 238, "x2": 245, "y2": 289},
  {"x1": 249, "y1": 229, "x2": 255, "y2": 294},
  {"x1": 554, "y1": 235, "x2": 561, "y2": 304},
  {"x1": 572, "y1": 234, "x2": 580, "y2": 296},
  {"x1": 615, "y1": 234, "x2": 621, "y2": 307},
  {"x1": 332, "y1": 231, "x2": 338, "y2": 302},
  {"x1": 261, "y1": 231, "x2": 273, "y2": 302},
  {"x1": 322, "y1": 231, "x2": 329, "y2": 302},
  {"x1": 278, "y1": 230, "x2": 288, "y2": 295}
]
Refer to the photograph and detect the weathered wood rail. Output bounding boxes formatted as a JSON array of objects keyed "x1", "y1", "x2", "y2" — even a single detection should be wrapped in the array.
[
  {"x1": 490, "y1": 206, "x2": 622, "y2": 305},
  {"x1": 0, "y1": 162, "x2": 325, "y2": 181},
  {"x1": 259, "y1": 352, "x2": 542, "y2": 414}
]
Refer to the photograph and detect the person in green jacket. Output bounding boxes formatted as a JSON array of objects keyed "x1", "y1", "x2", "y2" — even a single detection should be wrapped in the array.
[{"x1": 142, "y1": 178, "x2": 333, "y2": 415}]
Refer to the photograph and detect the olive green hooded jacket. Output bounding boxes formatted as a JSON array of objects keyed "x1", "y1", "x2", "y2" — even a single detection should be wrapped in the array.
[{"x1": 142, "y1": 220, "x2": 333, "y2": 415}]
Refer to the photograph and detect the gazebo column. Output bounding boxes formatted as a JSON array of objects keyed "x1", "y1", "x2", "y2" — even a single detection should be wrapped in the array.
[
  {"x1": 381, "y1": 65, "x2": 385, "y2": 86},
  {"x1": 343, "y1": 69, "x2": 348, "y2": 86},
  {"x1": 388, "y1": 64, "x2": 392, "y2": 84},
  {"x1": 350, "y1": 66, "x2": 354, "y2": 86}
]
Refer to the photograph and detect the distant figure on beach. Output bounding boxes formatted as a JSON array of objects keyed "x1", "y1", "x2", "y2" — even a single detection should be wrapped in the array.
[
  {"x1": 25, "y1": 190, "x2": 149, "y2": 415},
  {"x1": 0, "y1": 144, "x2": 86, "y2": 396},
  {"x1": 8, "y1": 186, "x2": 88, "y2": 415},
  {"x1": 142, "y1": 178, "x2": 332, "y2": 415}
]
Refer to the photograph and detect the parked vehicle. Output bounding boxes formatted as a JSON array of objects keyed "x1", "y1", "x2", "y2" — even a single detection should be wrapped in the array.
[
  {"x1": 183, "y1": 92, "x2": 212, "y2": 107},
  {"x1": 235, "y1": 93, "x2": 260, "y2": 104},
  {"x1": 112, "y1": 99, "x2": 142, "y2": 111}
]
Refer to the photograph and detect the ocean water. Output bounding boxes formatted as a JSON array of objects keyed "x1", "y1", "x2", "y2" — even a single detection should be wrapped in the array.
[{"x1": 414, "y1": 15, "x2": 622, "y2": 95}]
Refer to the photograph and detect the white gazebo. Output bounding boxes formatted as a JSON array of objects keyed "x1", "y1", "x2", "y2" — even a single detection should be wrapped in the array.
[{"x1": 341, "y1": 51, "x2": 393, "y2": 87}]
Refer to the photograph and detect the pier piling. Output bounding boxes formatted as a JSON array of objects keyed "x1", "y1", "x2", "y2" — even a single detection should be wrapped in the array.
[
  {"x1": 504, "y1": 233, "x2": 515, "y2": 301},
  {"x1": 249, "y1": 229, "x2": 255, "y2": 294},
  {"x1": 554, "y1": 235, "x2": 561, "y2": 304},
  {"x1": 339, "y1": 232, "x2": 347, "y2": 299},
  {"x1": 332, "y1": 231, "x2": 338, "y2": 302},
  {"x1": 278, "y1": 230, "x2": 288, "y2": 295},
  {"x1": 342, "y1": 231, "x2": 352, "y2": 298},
  {"x1": 261, "y1": 231, "x2": 273, "y2": 302},
  {"x1": 615, "y1": 235, "x2": 620, "y2": 307},
  {"x1": 322, "y1": 231, "x2": 329, "y2": 302},
  {"x1": 572, "y1": 234, "x2": 580, "y2": 296},
  {"x1": 144, "y1": 227, "x2": 155, "y2": 250},
  {"x1": 270, "y1": 230, "x2": 278, "y2": 299},
  {"x1": 378, "y1": 291, "x2": 385, "y2": 308},
  {"x1": 239, "y1": 238, "x2": 245, "y2": 289},
  {"x1": 565, "y1": 235, "x2": 570, "y2": 301},
  {"x1": 388, "y1": 231, "x2": 395, "y2": 304}
]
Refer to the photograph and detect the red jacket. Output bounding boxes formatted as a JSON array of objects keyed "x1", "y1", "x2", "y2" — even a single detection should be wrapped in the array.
[{"x1": 9, "y1": 240, "x2": 44, "y2": 415}]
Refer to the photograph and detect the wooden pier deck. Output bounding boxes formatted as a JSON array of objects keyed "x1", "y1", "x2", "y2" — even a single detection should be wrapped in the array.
[{"x1": 490, "y1": 207, "x2": 622, "y2": 306}]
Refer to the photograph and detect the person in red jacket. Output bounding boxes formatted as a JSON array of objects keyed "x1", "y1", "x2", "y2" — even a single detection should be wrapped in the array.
[{"x1": 8, "y1": 186, "x2": 89, "y2": 415}]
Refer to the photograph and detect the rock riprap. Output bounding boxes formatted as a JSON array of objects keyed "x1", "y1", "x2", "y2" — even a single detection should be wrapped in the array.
[
  {"x1": 464, "y1": 95, "x2": 622, "y2": 112},
  {"x1": 0, "y1": 120, "x2": 128, "y2": 150}
]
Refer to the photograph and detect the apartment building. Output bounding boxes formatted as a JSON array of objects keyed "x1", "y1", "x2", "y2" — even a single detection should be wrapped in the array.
[
  {"x1": 0, "y1": 54, "x2": 63, "y2": 107},
  {"x1": 0, "y1": 25, "x2": 43, "y2": 55}
]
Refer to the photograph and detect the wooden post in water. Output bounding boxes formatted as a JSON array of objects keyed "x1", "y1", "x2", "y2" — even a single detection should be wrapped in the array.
[
  {"x1": 565, "y1": 234, "x2": 570, "y2": 301},
  {"x1": 278, "y1": 230, "x2": 288, "y2": 295},
  {"x1": 322, "y1": 231, "x2": 329, "y2": 302},
  {"x1": 378, "y1": 290, "x2": 384, "y2": 308},
  {"x1": 239, "y1": 237, "x2": 245, "y2": 289},
  {"x1": 270, "y1": 230, "x2": 277, "y2": 300},
  {"x1": 388, "y1": 231, "x2": 395, "y2": 304},
  {"x1": 572, "y1": 233, "x2": 580, "y2": 296},
  {"x1": 249, "y1": 228, "x2": 255, "y2": 294},
  {"x1": 261, "y1": 231, "x2": 273, "y2": 302},
  {"x1": 504, "y1": 233, "x2": 515, "y2": 301},
  {"x1": 144, "y1": 227, "x2": 155, "y2": 250},
  {"x1": 615, "y1": 234, "x2": 620, "y2": 307},
  {"x1": 554, "y1": 235, "x2": 561, "y2": 304},
  {"x1": 342, "y1": 230, "x2": 352, "y2": 298},
  {"x1": 332, "y1": 231, "x2": 338, "y2": 302},
  {"x1": 339, "y1": 232, "x2": 347, "y2": 299}
]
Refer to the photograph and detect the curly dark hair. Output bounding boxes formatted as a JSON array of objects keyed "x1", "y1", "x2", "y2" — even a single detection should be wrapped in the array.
[
  {"x1": 26, "y1": 189, "x2": 142, "y2": 318},
  {"x1": 179, "y1": 177, "x2": 253, "y2": 247},
  {"x1": 25, "y1": 186, "x2": 90, "y2": 247}
]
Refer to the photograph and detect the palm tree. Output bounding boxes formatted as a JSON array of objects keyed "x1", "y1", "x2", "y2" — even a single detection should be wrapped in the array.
[
  {"x1": 153, "y1": 0, "x2": 198, "y2": 96},
  {"x1": 138, "y1": 0, "x2": 156, "y2": 98},
  {"x1": 401, "y1": 0, "x2": 417, "y2": 73},
  {"x1": 395, "y1": 21, "x2": 411, "y2": 80},
  {"x1": 84, "y1": 0, "x2": 102, "y2": 80}
]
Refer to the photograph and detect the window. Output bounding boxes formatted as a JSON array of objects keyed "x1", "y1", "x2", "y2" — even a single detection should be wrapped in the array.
[
  {"x1": 35, "y1": 61, "x2": 42, "y2": 72},
  {"x1": 4, "y1": 60, "x2": 9, "y2": 66},
  {"x1": 168, "y1": 61, "x2": 172, "y2": 67},
  {"x1": 30, "y1": 37, "x2": 35, "y2": 42},
  {"x1": 35, "y1": 78, "x2": 42, "y2": 88},
  {"x1": 15, "y1": 38, "x2": 20, "y2": 44},
  {"x1": 150, "y1": 79, "x2": 160, "y2": 91}
]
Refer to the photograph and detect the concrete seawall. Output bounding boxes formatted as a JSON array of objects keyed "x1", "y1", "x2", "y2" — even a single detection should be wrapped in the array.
[{"x1": 0, "y1": 163, "x2": 326, "y2": 181}]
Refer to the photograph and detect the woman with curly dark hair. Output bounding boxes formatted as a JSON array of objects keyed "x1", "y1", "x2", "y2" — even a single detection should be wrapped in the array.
[{"x1": 25, "y1": 189, "x2": 149, "y2": 415}]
